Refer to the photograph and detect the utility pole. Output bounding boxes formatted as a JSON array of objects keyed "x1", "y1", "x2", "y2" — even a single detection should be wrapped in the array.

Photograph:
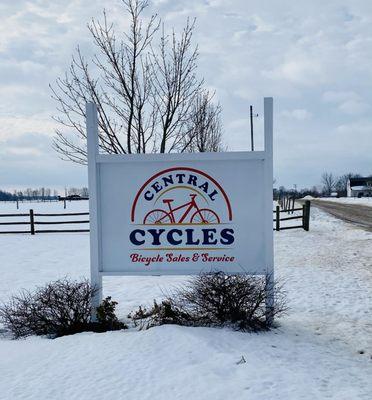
[{"x1": 250, "y1": 105, "x2": 258, "y2": 151}]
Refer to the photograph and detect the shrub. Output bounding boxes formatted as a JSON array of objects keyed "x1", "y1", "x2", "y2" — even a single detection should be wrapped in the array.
[
  {"x1": 129, "y1": 300, "x2": 191, "y2": 330},
  {"x1": 96, "y1": 296, "x2": 126, "y2": 331},
  {"x1": 0, "y1": 279, "x2": 126, "y2": 338},
  {"x1": 129, "y1": 272, "x2": 287, "y2": 331}
]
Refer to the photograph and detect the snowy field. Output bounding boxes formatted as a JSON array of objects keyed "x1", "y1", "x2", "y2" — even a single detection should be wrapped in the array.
[
  {"x1": 315, "y1": 197, "x2": 372, "y2": 207},
  {"x1": 0, "y1": 201, "x2": 371, "y2": 400}
]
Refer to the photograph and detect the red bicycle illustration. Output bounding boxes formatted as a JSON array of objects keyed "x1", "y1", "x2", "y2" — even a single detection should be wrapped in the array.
[{"x1": 143, "y1": 194, "x2": 220, "y2": 224}]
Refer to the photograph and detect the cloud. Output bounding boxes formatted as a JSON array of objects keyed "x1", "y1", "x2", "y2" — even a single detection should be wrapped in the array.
[
  {"x1": 0, "y1": 0, "x2": 372, "y2": 189},
  {"x1": 264, "y1": 58, "x2": 325, "y2": 87},
  {"x1": 280, "y1": 109, "x2": 312, "y2": 120},
  {"x1": 322, "y1": 91, "x2": 369, "y2": 115}
]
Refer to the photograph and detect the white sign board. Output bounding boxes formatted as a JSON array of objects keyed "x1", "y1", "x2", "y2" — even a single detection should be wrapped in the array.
[{"x1": 87, "y1": 98, "x2": 274, "y2": 316}]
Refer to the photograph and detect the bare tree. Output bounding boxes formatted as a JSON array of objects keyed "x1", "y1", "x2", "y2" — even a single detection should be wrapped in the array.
[
  {"x1": 50, "y1": 0, "x2": 223, "y2": 164},
  {"x1": 182, "y1": 91, "x2": 224, "y2": 152},
  {"x1": 321, "y1": 172, "x2": 337, "y2": 196},
  {"x1": 335, "y1": 173, "x2": 361, "y2": 196}
]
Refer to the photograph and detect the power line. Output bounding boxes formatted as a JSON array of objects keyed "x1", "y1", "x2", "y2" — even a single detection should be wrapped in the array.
[{"x1": 250, "y1": 105, "x2": 258, "y2": 151}]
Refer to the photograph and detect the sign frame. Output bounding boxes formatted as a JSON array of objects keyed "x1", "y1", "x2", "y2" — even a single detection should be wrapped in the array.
[{"x1": 87, "y1": 97, "x2": 274, "y2": 322}]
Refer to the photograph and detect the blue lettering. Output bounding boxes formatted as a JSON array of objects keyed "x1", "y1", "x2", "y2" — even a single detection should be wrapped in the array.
[
  {"x1": 167, "y1": 229, "x2": 183, "y2": 245},
  {"x1": 144, "y1": 190, "x2": 154, "y2": 201},
  {"x1": 129, "y1": 229, "x2": 145, "y2": 245},
  {"x1": 185, "y1": 228, "x2": 200, "y2": 245},
  {"x1": 220, "y1": 228, "x2": 234, "y2": 245},
  {"x1": 202, "y1": 228, "x2": 218, "y2": 245},
  {"x1": 147, "y1": 228, "x2": 165, "y2": 245}
]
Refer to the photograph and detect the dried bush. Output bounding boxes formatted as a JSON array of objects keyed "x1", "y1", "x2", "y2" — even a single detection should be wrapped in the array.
[
  {"x1": 96, "y1": 296, "x2": 126, "y2": 331},
  {"x1": 129, "y1": 272, "x2": 287, "y2": 331},
  {"x1": 0, "y1": 279, "x2": 126, "y2": 338},
  {"x1": 129, "y1": 300, "x2": 191, "y2": 330}
]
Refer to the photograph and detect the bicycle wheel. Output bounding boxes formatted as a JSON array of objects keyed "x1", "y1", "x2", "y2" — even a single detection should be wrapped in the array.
[
  {"x1": 190, "y1": 209, "x2": 220, "y2": 224},
  {"x1": 143, "y1": 209, "x2": 172, "y2": 224}
]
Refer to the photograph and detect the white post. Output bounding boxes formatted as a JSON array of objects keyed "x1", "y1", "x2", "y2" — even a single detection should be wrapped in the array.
[
  {"x1": 86, "y1": 102, "x2": 102, "y2": 320},
  {"x1": 264, "y1": 97, "x2": 274, "y2": 325}
]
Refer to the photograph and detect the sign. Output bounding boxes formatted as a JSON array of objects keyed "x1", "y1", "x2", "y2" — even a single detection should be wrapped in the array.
[{"x1": 87, "y1": 98, "x2": 274, "y2": 317}]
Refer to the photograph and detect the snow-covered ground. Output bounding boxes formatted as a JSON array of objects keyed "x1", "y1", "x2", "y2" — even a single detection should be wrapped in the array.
[
  {"x1": 314, "y1": 197, "x2": 372, "y2": 207},
  {"x1": 0, "y1": 201, "x2": 371, "y2": 400}
]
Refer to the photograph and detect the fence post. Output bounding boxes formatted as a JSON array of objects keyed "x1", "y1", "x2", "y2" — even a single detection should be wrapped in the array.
[
  {"x1": 304, "y1": 200, "x2": 311, "y2": 231},
  {"x1": 29, "y1": 209, "x2": 35, "y2": 235},
  {"x1": 292, "y1": 197, "x2": 295, "y2": 214},
  {"x1": 275, "y1": 205, "x2": 280, "y2": 231},
  {"x1": 64, "y1": 199, "x2": 66, "y2": 209},
  {"x1": 302, "y1": 204, "x2": 306, "y2": 229}
]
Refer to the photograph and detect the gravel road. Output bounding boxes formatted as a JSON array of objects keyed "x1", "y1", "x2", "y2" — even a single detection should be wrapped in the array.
[{"x1": 310, "y1": 199, "x2": 372, "y2": 231}]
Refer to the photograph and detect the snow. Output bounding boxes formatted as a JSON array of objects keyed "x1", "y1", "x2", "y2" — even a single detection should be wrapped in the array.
[
  {"x1": 0, "y1": 201, "x2": 371, "y2": 400},
  {"x1": 317, "y1": 197, "x2": 372, "y2": 207}
]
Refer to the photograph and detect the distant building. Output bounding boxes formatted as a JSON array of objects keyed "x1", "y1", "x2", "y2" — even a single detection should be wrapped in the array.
[{"x1": 347, "y1": 177, "x2": 372, "y2": 197}]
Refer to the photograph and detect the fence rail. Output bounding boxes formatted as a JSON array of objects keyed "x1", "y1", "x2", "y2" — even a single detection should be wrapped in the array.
[{"x1": 0, "y1": 209, "x2": 89, "y2": 234}]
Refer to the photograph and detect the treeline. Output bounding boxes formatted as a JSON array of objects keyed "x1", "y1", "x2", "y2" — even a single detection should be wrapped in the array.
[
  {"x1": 273, "y1": 186, "x2": 320, "y2": 200},
  {"x1": 274, "y1": 171, "x2": 370, "y2": 199},
  {"x1": 0, "y1": 187, "x2": 89, "y2": 201},
  {"x1": 0, "y1": 188, "x2": 57, "y2": 201}
]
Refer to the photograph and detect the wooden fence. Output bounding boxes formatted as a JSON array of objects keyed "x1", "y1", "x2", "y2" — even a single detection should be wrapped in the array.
[
  {"x1": 0, "y1": 210, "x2": 89, "y2": 234},
  {"x1": 0, "y1": 201, "x2": 311, "y2": 234},
  {"x1": 273, "y1": 199, "x2": 311, "y2": 231}
]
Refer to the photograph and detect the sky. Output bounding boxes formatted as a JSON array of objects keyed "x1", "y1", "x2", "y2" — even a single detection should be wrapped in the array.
[{"x1": 0, "y1": 0, "x2": 372, "y2": 192}]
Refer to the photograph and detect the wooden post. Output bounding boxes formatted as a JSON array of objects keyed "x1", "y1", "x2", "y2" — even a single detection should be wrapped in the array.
[
  {"x1": 30, "y1": 209, "x2": 35, "y2": 235},
  {"x1": 302, "y1": 204, "x2": 306, "y2": 229},
  {"x1": 292, "y1": 197, "x2": 295, "y2": 214},
  {"x1": 64, "y1": 199, "x2": 66, "y2": 209},
  {"x1": 16, "y1": 199, "x2": 19, "y2": 210},
  {"x1": 304, "y1": 200, "x2": 311, "y2": 231},
  {"x1": 275, "y1": 205, "x2": 280, "y2": 231}
]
